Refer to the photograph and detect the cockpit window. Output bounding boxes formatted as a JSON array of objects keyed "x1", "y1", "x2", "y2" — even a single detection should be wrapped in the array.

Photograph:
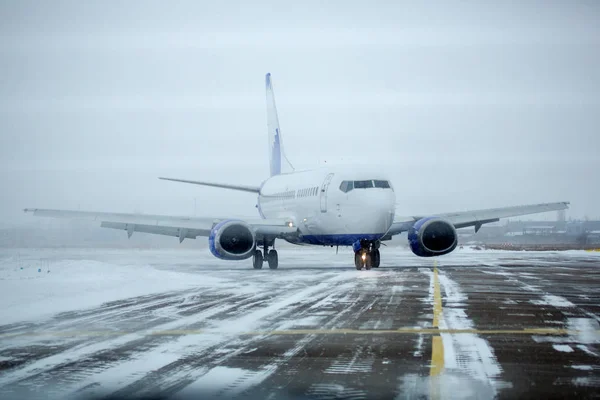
[
  {"x1": 339, "y1": 180, "x2": 354, "y2": 193},
  {"x1": 374, "y1": 180, "x2": 390, "y2": 188},
  {"x1": 353, "y1": 180, "x2": 374, "y2": 189},
  {"x1": 340, "y1": 180, "x2": 392, "y2": 192}
]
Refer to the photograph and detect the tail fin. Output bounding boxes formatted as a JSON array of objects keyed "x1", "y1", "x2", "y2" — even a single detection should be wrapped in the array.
[{"x1": 266, "y1": 73, "x2": 294, "y2": 177}]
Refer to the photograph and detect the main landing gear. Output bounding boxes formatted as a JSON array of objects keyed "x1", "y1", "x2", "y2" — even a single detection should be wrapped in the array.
[
  {"x1": 354, "y1": 240, "x2": 381, "y2": 270},
  {"x1": 253, "y1": 241, "x2": 278, "y2": 270}
]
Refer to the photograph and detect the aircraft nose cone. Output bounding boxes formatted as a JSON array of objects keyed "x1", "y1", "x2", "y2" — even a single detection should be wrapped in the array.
[{"x1": 351, "y1": 193, "x2": 395, "y2": 235}]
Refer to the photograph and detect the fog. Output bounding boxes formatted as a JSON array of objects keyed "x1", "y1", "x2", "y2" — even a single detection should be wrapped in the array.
[{"x1": 1, "y1": 0, "x2": 599, "y2": 227}]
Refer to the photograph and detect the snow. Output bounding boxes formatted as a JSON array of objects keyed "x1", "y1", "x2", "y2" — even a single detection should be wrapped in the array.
[
  {"x1": 577, "y1": 345, "x2": 599, "y2": 357},
  {"x1": 532, "y1": 318, "x2": 600, "y2": 346},
  {"x1": 174, "y1": 366, "x2": 271, "y2": 399},
  {"x1": 567, "y1": 318, "x2": 600, "y2": 344},
  {"x1": 0, "y1": 258, "x2": 227, "y2": 325},
  {"x1": 572, "y1": 376, "x2": 600, "y2": 387},
  {"x1": 423, "y1": 269, "x2": 510, "y2": 397},
  {"x1": 397, "y1": 372, "x2": 500, "y2": 400},
  {"x1": 1, "y1": 247, "x2": 599, "y2": 399},
  {"x1": 553, "y1": 344, "x2": 574, "y2": 353},
  {"x1": 572, "y1": 365, "x2": 594, "y2": 371},
  {"x1": 531, "y1": 295, "x2": 575, "y2": 308}
]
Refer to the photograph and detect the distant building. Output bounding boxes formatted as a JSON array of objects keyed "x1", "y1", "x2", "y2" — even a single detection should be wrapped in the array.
[{"x1": 565, "y1": 221, "x2": 586, "y2": 236}]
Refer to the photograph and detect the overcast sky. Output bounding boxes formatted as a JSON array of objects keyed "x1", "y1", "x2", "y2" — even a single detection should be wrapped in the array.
[{"x1": 1, "y1": 0, "x2": 599, "y2": 226}]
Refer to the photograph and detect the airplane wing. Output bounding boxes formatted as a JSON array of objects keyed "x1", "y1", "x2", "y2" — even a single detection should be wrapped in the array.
[
  {"x1": 387, "y1": 201, "x2": 570, "y2": 236},
  {"x1": 23, "y1": 208, "x2": 298, "y2": 242}
]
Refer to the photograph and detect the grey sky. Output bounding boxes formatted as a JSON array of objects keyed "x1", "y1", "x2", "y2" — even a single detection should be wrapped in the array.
[{"x1": 1, "y1": 0, "x2": 599, "y2": 226}]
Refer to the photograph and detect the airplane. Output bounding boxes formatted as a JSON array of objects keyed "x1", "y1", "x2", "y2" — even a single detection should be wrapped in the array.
[{"x1": 25, "y1": 73, "x2": 569, "y2": 270}]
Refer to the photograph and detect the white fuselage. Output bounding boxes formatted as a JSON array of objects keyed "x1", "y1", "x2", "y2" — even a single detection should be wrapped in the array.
[{"x1": 257, "y1": 166, "x2": 396, "y2": 246}]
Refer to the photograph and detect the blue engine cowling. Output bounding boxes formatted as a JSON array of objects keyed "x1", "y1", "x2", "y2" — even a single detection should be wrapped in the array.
[
  {"x1": 209, "y1": 220, "x2": 256, "y2": 260},
  {"x1": 408, "y1": 217, "x2": 458, "y2": 257}
]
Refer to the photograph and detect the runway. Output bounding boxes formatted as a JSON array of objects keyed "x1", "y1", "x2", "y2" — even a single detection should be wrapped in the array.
[{"x1": 0, "y1": 248, "x2": 599, "y2": 399}]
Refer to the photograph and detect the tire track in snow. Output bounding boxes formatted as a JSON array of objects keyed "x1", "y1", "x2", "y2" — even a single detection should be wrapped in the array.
[
  {"x1": 245, "y1": 270, "x2": 413, "y2": 400},
  {"x1": 0, "y1": 288, "x2": 290, "y2": 395},
  {"x1": 0, "y1": 271, "x2": 354, "y2": 399},
  {"x1": 0, "y1": 290, "x2": 260, "y2": 374},
  {"x1": 109, "y1": 272, "x2": 361, "y2": 399}
]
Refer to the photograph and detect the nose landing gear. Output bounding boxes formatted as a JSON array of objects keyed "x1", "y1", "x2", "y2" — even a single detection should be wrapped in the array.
[
  {"x1": 354, "y1": 250, "x2": 372, "y2": 270},
  {"x1": 354, "y1": 240, "x2": 381, "y2": 270},
  {"x1": 371, "y1": 249, "x2": 380, "y2": 268}
]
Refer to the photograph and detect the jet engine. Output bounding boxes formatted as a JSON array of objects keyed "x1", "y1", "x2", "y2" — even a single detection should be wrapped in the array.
[
  {"x1": 209, "y1": 220, "x2": 256, "y2": 260},
  {"x1": 408, "y1": 217, "x2": 457, "y2": 257}
]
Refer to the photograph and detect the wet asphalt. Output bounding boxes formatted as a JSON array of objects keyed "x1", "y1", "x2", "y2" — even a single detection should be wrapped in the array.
[{"x1": 0, "y1": 250, "x2": 599, "y2": 400}]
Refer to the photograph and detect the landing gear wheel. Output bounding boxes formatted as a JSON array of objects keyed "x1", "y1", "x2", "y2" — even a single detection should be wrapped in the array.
[
  {"x1": 252, "y1": 250, "x2": 263, "y2": 269},
  {"x1": 267, "y1": 250, "x2": 278, "y2": 269},
  {"x1": 354, "y1": 252, "x2": 362, "y2": 270},
  {"x1": 364, "y1": 252, "x2": 372, "y2": 270},
  {"x1": 354, "y1": 251, "x2": 372, "y2": 270},
  {"x1": 371, "y1": 249, "x2": 380, "y2": 268}
]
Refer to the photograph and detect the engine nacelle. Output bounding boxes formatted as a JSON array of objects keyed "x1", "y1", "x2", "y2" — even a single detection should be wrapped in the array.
[
  {"x1": 408, "y1": 217, "x2": 458, "y2": 257},
  {"x1": 208, "y1": 220, "x2": 256, "y2": 260}
]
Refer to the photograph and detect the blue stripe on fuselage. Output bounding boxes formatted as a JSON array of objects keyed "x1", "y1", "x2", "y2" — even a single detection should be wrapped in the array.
[{"x1": 299, "y1": 233, "x2": 384, "y2": 246}]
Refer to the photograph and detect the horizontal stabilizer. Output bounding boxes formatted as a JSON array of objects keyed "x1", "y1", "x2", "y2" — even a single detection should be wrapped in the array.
[{"x1": 159, "y1": 177, "x2": 260, "y2": 193}]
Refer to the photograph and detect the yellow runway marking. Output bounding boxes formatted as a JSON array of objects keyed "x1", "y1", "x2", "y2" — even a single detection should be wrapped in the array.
[{"x1": 430, "y1": 335, "x2": 444, "y2": 376}]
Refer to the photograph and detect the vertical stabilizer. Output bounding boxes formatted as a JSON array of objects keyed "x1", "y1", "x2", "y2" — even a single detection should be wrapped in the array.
[{"x1": 266, "y1": 73, "x2": 294, "y2": 176}]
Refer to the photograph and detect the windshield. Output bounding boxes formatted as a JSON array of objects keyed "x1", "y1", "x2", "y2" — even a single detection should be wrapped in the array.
[{"x1": 340, "y1": 180, "x2": 392, "y2": 192}]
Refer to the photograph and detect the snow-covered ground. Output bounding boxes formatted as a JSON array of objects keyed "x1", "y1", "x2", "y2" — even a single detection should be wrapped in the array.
[
  {"x1": 0, "y1": 247, "x2": 598, "y2": 399},
  {"x1": 0, "y1": 248, "x2": 594, "y2": 322},
  {"x1": 2, "y1": 247, "x2": 597, "y2": 326}
]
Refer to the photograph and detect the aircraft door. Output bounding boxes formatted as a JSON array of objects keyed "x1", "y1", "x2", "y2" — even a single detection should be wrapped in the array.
[{"x1": 320, "y1": 173, "x2": 334, "y2": 213}]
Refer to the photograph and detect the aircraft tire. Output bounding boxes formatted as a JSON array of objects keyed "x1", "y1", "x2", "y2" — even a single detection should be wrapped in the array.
[
  {"x1": 267, "y1": 250, "x2": 278, "y2": 269},
  {"x1": 354, "y1": 252, "x2": 363, "y2": 270},
  {"x1": 253, "y1": 250, "x2": 263, "y2": 269},
  {"x1": 371, "y1": 249, "x2": 380, "y2": 268},
  {"x1": 355, "y1": 251, "x2": 372, "y2": 270},
  {"x1": 364, "y1": 252, "x2": 372, "y2": 270}
]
